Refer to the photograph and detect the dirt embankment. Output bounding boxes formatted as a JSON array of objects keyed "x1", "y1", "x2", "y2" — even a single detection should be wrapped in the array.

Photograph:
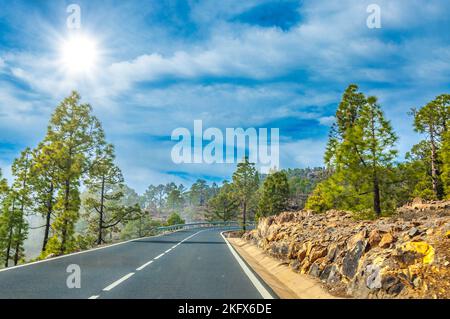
[{"x1": 242, "y1": 199, "x2": 450, "y2": 299}]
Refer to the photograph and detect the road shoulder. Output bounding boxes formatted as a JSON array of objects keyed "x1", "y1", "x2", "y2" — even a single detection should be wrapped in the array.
[{"x1": 225, "y1": 236, "x2": 339, "y2": 299}]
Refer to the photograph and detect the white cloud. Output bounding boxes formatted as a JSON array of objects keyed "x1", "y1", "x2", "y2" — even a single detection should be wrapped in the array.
[
  {"x1": 319, "y1": 116, "x2": 335, "y2": 126},
  {"x1": 281, "y1": 139, "x2": 328, "y2": 168},
  {"x1": 1, "y1": 0, "x2": 449, "y2": 192}
]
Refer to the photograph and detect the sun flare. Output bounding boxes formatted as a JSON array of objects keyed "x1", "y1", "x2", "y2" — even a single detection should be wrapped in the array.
[{"x1": 60, "y1": 34, "x2": 98, "y2": 75}]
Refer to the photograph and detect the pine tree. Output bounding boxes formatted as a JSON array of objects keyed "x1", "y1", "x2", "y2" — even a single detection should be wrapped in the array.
[
  {"x1": 257, "y1": 171, "x2": 289, "y2": 218},
  {"x1": 307, "y1": 85, "x2": 398, "y2": 217},
  {"x1": 442, "y1": 130, "x2": 450, "y2": 198},
  {"x1": 403, "y1": 141, "x2": 435, "y2": 200},
  {"x1": 83, "y1": 144, "x2": 134, "y2": 245},
  {"x1": 232, "y1": 157, "x2": 259, "y2": 230},
  {"x1": 0, "y1": 171, "x2": 12, "y2": 267},
  {"x1": 30, "y1": 143, "x2": 59, "y2": 252},
  {"x1": 0, "y1": 194, "x2": 15, "y2": 267},
  {"x1": 10, "y1": 148, "x2": 33, "y2": 264},
  {"x1": 44, "y1": 91, "x2": 106, "y2": 255},
  {"x1": 190, "y1": 179, "x2": 209, "y2": 206},
  {"x1": 432, "y1": 94, "x2": 450, "y2": 197},
  {"x1": 357, "y1": 97, "x2": 398, "y2": 216},
  {"x1": 206, "y1": 181, "x2": 238, "y2": 221},
  {"x1": 0, "y1": 169, "x2": 7, "y2": 199},
  {"x1": 411, "y1": 94, "x2": 450, "y2": 199},
  {"x1": 166, "y1": 188, "x2": 184, "y2": 211}
]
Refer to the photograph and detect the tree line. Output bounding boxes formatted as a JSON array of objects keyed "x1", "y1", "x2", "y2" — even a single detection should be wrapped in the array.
[
  {"x1": 205, "y1": 84, "x2": 449, "y2": 225},
  {"x1": 3, "y1": 84, "x2": 445, "y2": 267},
  {"x1": 0, "y1": 90, "x2": 302, "y2": 267},
  {"x1": 204, "y1": 162, "x2": 328, "y2": 227},
  {"x1": 305, "y1": 84, "x2": 450, "y2": 218},
  {"x1": 0, "y1": 92, "x2": 148, "y2": 266}
]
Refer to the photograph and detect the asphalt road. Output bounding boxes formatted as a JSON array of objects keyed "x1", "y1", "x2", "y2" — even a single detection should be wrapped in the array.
[{"x1": 0, "y1": 228, "x2": 272, "y2": 299}]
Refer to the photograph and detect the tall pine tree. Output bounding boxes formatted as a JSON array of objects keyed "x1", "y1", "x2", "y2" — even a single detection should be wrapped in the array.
[
  {"x1": 257, "y1": 170, "x2": 289, "y2": 218},
  {"x1": 307, "y1": 85, "x2": 398, "y2": 217},
  {"x1": 44, "y1": 91, "x2": 106, "y2": 255},
  {"x1": 83, "y1": 144, "x2": 139, "y2": 245},
  {"x1": 232, "y1": 157, "x2": 259, "y2": 230},
  {"x1": 411, "y1": 94, "x2": 450, "y2": 199},
  {"x1": 206, "y1": 181, "x2": 238, "y2": 222}
]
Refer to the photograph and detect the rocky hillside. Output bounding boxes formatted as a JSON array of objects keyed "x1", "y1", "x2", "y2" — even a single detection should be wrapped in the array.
[{"x1": 243, "y1": 199, "x2": 450, "y2": 298}]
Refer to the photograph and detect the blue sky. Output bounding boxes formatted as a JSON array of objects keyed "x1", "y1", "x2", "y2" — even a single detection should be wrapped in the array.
[{"x1": 0, "y1": 0, "x2": 449, "y2": 193}]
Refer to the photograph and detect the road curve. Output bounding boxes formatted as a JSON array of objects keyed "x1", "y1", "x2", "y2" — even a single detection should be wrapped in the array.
[{"x1": 0, "y1": 228, "x2": 272, "y2": 299}]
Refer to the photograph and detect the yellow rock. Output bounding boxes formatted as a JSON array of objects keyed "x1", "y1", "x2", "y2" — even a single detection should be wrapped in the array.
[
  {"x1": 401, "y1": 241, "x2": 435, "y2": 264},
  {"x1": 373, "y1": 256, "x2": 384, "y2": 266}
]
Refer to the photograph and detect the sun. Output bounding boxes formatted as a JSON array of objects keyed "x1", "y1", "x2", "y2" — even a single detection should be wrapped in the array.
[{"x1": 60, "y1": 34, "x2": 98, "y2": 75}]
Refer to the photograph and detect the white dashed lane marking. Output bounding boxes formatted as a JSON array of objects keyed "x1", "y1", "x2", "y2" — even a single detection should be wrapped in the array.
[
  {"x1": 92, "y1": 230, "x2": 204, "y2": 298},
  {"x1": 136, "y1": 260, "x2": 153, "y2": 271},
  {"x1": 103, "y1": 272, "x2": 135, "y2": 291}
]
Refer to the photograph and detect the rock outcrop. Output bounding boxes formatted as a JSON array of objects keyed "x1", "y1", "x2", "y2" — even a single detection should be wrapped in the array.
[{"x1": 242, "y1": 200, "x2": 450, "y2": 298}]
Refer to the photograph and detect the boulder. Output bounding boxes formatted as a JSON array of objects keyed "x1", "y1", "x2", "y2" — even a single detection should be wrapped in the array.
[
  {"x1": 365, "y1": 264, "x2": 382, "y2": 290},
  {"x1": 368, "y1": 230, "x2": 381, "y2": 248},
  {"x1": 379, "y1": 233, "x2": 394, "y2": 248},
  {"x1": 342, "y1": 240, "x2": 366, "y2": 279},
  {"x1": 309, "y1": 246, "x2": 328, "y2": 263}
]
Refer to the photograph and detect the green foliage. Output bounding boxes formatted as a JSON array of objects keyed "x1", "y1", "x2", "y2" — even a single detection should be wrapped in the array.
[
  {"x1": 257, "y1": 171, "x2": 289, "y2": 218},
  {"x1": 282, "y1": 167, "x2": 331, "y2": 209},
  {"x1": 1, "y1": 86, "x2": 449, "y2": 266},
  {"x1": 120, "y1": 213, "x2": 162, "y2": 240},
  {"x1": 0, "y1": 193, "x2": 28, "y2": 266},
  {"x1": 30, "y1": 143, "x2": 59, "y2": 252},
  {"x1": 83, "y1": 144, "x2": 140, "y2": 245},
  {"x1": 41, "y1": 91, "x2": 106, "y2": 256},
  {"x1": 232, "y1": 157, "x2": 259, "y2": 228},
  {"x1": 305, "y1": 177, "x2": 343, "y2": 212},
  {"x1": 442, "y1": 130, "x2": 450, "y2": 198},
  {"x1": 0, "y1": 149, "x2": 33, "y2": 266},
  {"x1": 166, "y1": 212, "x2": 185, "y2": 226},
  {"x1": 166, "y1": 188, "x2": 184, "y2": 211},
  {"x1": 189, "y1": 179, "x2": 209, "y2": 206},
  {"x1": 9, "y1": 148, "x2": 33, "y2": 265},
  {"x1": 307, "y1": 84, "x2": 398, "y2": 217},
  {"x1": 411, "y1": 94, "x2": 450, "y2": 199},
  {"x1": 206, "y1": 181, "x2": 238, "y2": 221}
]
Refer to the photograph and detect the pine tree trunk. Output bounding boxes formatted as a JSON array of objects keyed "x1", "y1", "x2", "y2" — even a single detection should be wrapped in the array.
[
  {"x1": 5, "y1": 199, "x2": 16, "y2": 267},
  {"x1": 242, "y1": 201, "x2": 247, "y2": 232},
  {"x1": 373, "y1": 172, "x2": 381, "y2": 217},
  {"x1": 13, "y1": 226, "x2": 22, "y2": 265},
  {"x1": 42, "y1": 184, "x2": 54, "y2": 252},
  {"x1": 15, "y1": 155, "x2": 29, "y2": 265},
  {"x1": 430, "y1": 129, "x2": 439, "y2": 199},
  {"x1": 5, "y1": 226, "x2": 13, "y2": 268},
  {"x1": 97, "y1": 176, "x2": 105, "y2": 245},
  {"x1": 60, "y1": 179, "x2": 71, "y2": 254}
]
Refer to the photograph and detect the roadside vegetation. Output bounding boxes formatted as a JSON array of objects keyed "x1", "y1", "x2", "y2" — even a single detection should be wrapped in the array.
[{"x1": 0, "y1": 85, "x2": 448, "y2": 267}]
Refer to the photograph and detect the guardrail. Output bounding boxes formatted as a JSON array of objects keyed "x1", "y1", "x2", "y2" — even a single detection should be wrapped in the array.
[{"x1": 153, "y1": 221, "x2": 255, "y2": 233}]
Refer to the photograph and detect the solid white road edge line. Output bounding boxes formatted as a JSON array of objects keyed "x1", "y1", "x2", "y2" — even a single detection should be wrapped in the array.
[
  {"x1": 88, "y1": 295, "x2": 99, "y2": 299},
  {"x1": 103, "y1": 272, "x2": 135, "y2": 291},
  {"x1": 220, "y1": 231, "x2": 274, "y2": 299}
]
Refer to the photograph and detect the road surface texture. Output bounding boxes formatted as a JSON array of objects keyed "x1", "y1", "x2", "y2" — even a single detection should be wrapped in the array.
[{"x1": 0, "y1": 228, "x2": 274, "y2": 299}]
